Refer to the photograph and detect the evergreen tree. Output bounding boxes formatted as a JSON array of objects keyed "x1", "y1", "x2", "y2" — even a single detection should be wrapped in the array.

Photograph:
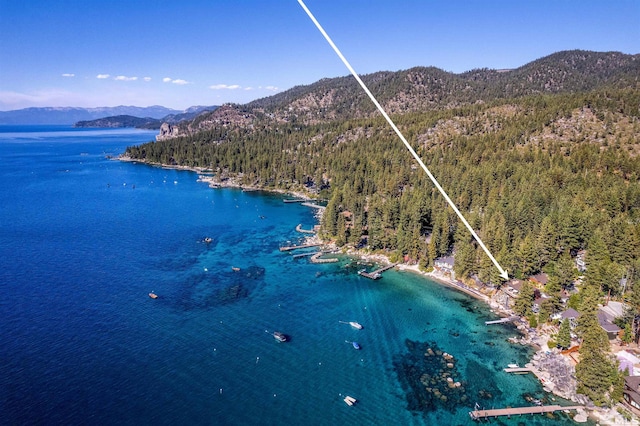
[
  {"x1": 555, "y1": 251, "x2": 576, "y2": 289},
  {"x1": 537, "y1": 216, "x2": 559, "y2": 266},
  {"x1": 557, "y1": 319, "x2": 571, "y2": 349},
  {"x1": 514, "y1": 281, "x2": 535, "y2": 317},
  {"x1": 560, "y1": 209, "x2": 584, "y2": 254},
  {"x1": 518, "y1": 233, "x2": 539, "y2": 277},
  {"x1": 575, "y1": 312, "x2": 617, "y2": 406},
  {"x1": 453, "y1": 239, "x2": 476, "y2": 280},
  {"x1": 575, "y1": 286, "x2": 617, "y2": 406},
  {"x1": 322, "y1": 193, "x2": 339, "y2": 237}
]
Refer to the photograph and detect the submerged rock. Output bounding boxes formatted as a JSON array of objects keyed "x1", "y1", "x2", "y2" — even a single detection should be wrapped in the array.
[{"x1": 393, "y1": 340, "x2": 467, "y2": 414}]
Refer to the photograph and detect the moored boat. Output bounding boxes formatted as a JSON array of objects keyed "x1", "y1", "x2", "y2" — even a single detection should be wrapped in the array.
[
  {"x1": 349, "y1": 321, "x2": 363, "y2": 330},
  {"x1": 273, "y1": 331, "x2": 287, "y2": 342},
  {"x1": 339, "y1": 320, "x2": 363, "y2": 330},
  {"x1": 348, "y1": 341, "x2": 360, "y2": 350},
  {"x1": 344, "y1": 396, "x2": 357, "y2": 406}
]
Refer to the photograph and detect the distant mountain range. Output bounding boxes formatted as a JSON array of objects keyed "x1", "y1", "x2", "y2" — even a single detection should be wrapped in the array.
[
  {"x1": 73, "y1": 106, "x2": 219, "y2": 129},
  {"x1": 0, "y1": 105, "x2": 215, "y2": 125}
]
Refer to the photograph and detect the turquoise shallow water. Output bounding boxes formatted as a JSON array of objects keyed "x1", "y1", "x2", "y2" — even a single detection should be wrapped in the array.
[{"x1": 0, "y1": 126, "x2": 583, "y2": 425}]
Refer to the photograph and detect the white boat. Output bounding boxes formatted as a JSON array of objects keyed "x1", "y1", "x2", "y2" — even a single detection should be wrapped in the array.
[
  {"x1": 508, "y1": 363, "x2": 519, "y2": 368},
  {"x1": 339, "y1": 320, "x2": 363, "y2": 330},
  {"x1": 273, "y1": 331, "x2": 287, "y2": 342},
  {"x1": 344, "y1": 396, "x2": 357, "y2": 406}
]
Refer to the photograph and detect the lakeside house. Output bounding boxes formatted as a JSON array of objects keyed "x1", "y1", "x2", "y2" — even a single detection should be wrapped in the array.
[
  {"x1": 623, "y1": 376, "x2": 640, "y2": 415},
  {"x1": 504, "y1": 280, "x2": 522, "y2": 297},
  {"x1": 551, "y1": 308, "x2": 581, "y2": 329},
  {"x1": 598, "y1": 301, "x2": 624, "y2": 340},
  {"x1": 434, "y1": 256, "x2": 455, "y2": 280},
  {"x1": 529, "y1": 272, "x2": 549, "y2": 288}
]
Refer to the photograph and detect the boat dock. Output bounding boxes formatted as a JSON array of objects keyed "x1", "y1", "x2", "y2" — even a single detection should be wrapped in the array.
[
  {"x1": 310, "y1": 252, "x2": 338, "y2": 263},
  {"x1": 357, "y1": 263, "x2": 397, "y2": 280},
  {"x1": 485, "y1": 316, "x2": 519, "y2": 325},
  {"x1": 301, "y1": 202, "x2": 325, "y2": 209},
  {"x1": 283, "y1": 199, "x2": 306, "y2": 203},
  {"x1": 292, "y1": 251, "x2": 317, "y2": 259},
  {"x1": 279, "y1": 243, "x2": 322, "y2": 252},
  {"x1": 503, "y1": 367, "x2": 532, "y2": 374},
  {"x1": 295, "y1": 224, "x2": 316, "y2": 234},
  {"x1": 469, "y1": 405, "x2": 583, "y2": 420}
]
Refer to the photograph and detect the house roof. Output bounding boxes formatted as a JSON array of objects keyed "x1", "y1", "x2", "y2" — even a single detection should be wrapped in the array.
[
  {"x1": 435, "y1": 256, "x2": 454, "y2": 266},
  {"x1": 529, "y1": 273, "x2": 549, "y2": 285},
  {"x1": 625, "y1": 386, "x2": 640, "y2": 407},
  {"x1": 625, "y1": 376, "x2": 640, "y2": 390},
  {"x1": 618, "y1": 350, "x2": 640, "y2": 365},
  {"x1": 507, "y1": 280, "x2": 522, "y2": 291},
  {"x1": 600, "y1": 301, "x2": 626, "y2": 318},
  {"x1": 533, "y1": 296, "x2": 547, "y2": 306},
  {"x1": 560, "y1": 308, "x2": 580, "y2": 319},
  {"x1": 598, "y1": 311, "x2": 622, "y2": 333},
  {"x1": 620, "y1": 359, "x2": 635, "y2": 375}
]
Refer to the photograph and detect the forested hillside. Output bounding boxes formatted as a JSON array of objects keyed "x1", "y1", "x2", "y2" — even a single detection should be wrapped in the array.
[
  {"x1": 125, "y1": 50, "x2": 640, "y2": 405},
  {"x1": 125, "y1": 50, "x2": 640, "y2": 291}
]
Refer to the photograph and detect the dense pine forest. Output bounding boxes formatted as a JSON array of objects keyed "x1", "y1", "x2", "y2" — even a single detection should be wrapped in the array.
[{"x1": 125, "y1": 49, "x2": 640, "y2": 407}]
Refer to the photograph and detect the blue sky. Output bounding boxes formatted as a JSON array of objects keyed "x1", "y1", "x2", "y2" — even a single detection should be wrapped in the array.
[{"x1": 0, "y1": 0, "x2": 638, "y2": 111}]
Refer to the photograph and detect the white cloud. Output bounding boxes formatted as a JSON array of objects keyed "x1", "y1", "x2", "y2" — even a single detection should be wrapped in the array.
[
  {"x1": 162, "y1": 77, "x2": 189, "y2": 85},
  {"x1": 114, "y1": 75, "x2": 138, "y2": 81},
  {"x1": 244, "y1": 86, "x2": 253, "y2": 91},
  {"x1": 61, "y1": 73, "x2": 75, "y2": 78},
  {"x1": 143, "y1": 77, "x2": 152, "y2": 82},
  {"x1": 209, "y1": 84, "x2": 241, "y2": 90},
  {"x1": 96, "y1": 74, "x2": 110, "y2": 79},
  {"x1": 265, "y1": 85, "x2": 279, "y2": 91}
]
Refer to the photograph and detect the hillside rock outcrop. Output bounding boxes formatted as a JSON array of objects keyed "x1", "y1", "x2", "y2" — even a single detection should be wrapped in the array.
[{"x1": 156, "y1": 122, "x2": 182, "y2": 141}]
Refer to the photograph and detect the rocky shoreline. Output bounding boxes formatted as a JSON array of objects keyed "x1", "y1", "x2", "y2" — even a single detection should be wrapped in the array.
[{"x1": 118, "y1": 156, "x2": 631, "y2": 424}]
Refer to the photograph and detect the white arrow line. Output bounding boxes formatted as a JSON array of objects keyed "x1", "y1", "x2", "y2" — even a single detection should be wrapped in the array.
[{"x1": 297, "y1": 0, "x2": 508, "y2": 280}]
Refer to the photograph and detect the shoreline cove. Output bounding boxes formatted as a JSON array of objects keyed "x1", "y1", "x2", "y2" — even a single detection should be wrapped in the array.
[
  {"x1": 117, "y1": 155, "x2": 620, "y2": 424},
  {"x1": 2, "y1": 127, "x2": 620, "y2": 424}
]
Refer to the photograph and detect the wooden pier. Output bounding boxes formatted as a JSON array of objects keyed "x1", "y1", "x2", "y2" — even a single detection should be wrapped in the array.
[
  {"x1": 292, "y1": 251, "x2": 317, "y2": 259},
  {"x1": 485, "y1": 316, "x2": 519, "y2": 325},
  {"x1": 503, "y1": 367, "x2": 532, "y2": 374},
  {"x1": 279, "y1": 243, "x2": 322, "y2": 252},
  {"x1": 295, "y1": 224, "x2": 316, "y2": 234},
  {"x1": 301, "y1": 202, "x2": 325, "y2": 210},
  {"x1": 358, "y1": 263, "x2": 397, "y2": 280},
  {"x1": 469, "y1": 405, "x2": 583, "y2": 420},
  {"x1": 310, "y1": 252, "x2": 339, "y2": 264}
]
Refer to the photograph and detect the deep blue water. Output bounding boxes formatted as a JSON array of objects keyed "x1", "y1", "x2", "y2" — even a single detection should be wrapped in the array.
[{"x1": 0, "y1": 125, "x2": 580, "y2": 425}]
